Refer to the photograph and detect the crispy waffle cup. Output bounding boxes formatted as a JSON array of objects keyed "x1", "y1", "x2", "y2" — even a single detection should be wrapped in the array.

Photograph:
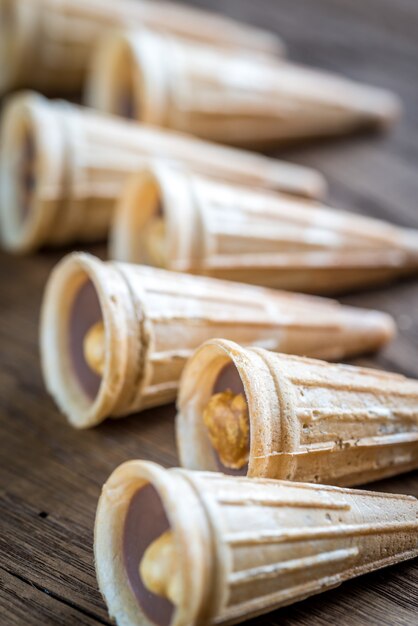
[
  {"x1": 0, "y1": 92, "x2": 324, "y2": 253},
  {"x1": 0, "y1": 0, "x2": 282, "y2": 96},
  {"x1": 94, "y1": 460, "x2": 418, "y2": 626},
  {"x1": 111, "y1": 164, "x2": 418, "y2": 294},
  {"x1": 88, "y1": 29, "x2": 401, "y2": 147},
  {"x1": 177, "y1": 339, "x2": 418, "y2": 486},
  {"x1": 40, "y1": 253, "x2": 394, "y2": 428}
]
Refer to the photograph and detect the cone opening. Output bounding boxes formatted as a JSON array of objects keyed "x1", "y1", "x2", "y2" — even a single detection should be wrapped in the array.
[
  {"x1": 113, "y1": 40, "x2": 138, "y2": 120},
  {"x1": 95, "y1": 462, "x2": 208, "y2": 626},
  {"x1": 40, "y1": 254, "x2": 126, "y2": 428},
  {"x1": 112, "y1": 169, "x2": 168, "y2": 267},
  {"x1": 123, "y1": 483, "x2": 174, "y2": 626},
  {"x1": 0, "y1": 98, "x2": 43, "y2": 251},
  {"x1": 177, "y1": 341, "x2": 251, "y2": 476},
  {"x1": 91, "y1": 34, "x2": 142, "y2": 121}
]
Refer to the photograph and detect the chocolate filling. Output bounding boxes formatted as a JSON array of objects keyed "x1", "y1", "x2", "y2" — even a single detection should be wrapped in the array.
[
  {"x1": 140, "y1": 198, "x2": 166, "y2": 267},
  {"x1": 116, "y1": 49, "x2": 138, "y2": 121},
  {"x1": 123, "y1": 484, "x2": 174, "y2": 626},
  {"x1": 69, "y1": 280, "x2": 102, "y2": 399},
  {"x1": 210, "y1": 362, "x2": 249, "y2": 476},
  {"x1": 117, "y1": 88, "x2": 136, "y2": 120},
  {"x1": 20, "y1": 132, "x2": 36, "y2": 221},
  {"x1": 155, "y1": 201, "x2": 163, "y2": 219}
]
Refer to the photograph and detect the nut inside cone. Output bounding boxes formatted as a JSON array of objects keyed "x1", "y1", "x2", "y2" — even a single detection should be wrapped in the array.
[
  {"x1": 178, "y1": 348, "x2": 250, "y2": 476},
  {"x1": 112, "y1": 170, "x2": 168, "y2": 266},
  {"x1": 206, "y1": 363, "x2": 250, "y2": 473}
]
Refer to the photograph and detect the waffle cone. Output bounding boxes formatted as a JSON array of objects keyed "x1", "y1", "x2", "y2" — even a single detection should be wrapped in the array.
[
  {"x1": 111, "y1": 163, "x2": 418, "y2": 294},
  {"x1": 177, "y1": 339, "x2": 418, "y2": 486},
  {"x1": 40, "y1": 253, "x2": 394, "y2": 428},
  {"x1": 95, "y1": 460, "x2": 418, "y2": 626},
  {"x1": 0, "y1": 92, "x2": 324, "y2": 253},
  {"x1": 0, "y1": 0, "x2": 282, "y2": 96},
  {"x1": 88, "y1": 29, "x2": 401, "y2": 147}
]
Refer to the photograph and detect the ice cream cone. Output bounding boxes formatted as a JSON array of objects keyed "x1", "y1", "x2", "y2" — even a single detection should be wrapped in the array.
[
  {"x1": 88, "y1": 29, "x2": 401, "y2": 147},
  {"x1": 0, "y1": 92, "x2": 324, "y2": 254},
  {"x1": 0, "y1": 0, "x2": 282, "y2": 96},
  {"x1": 40, "y1": 252, "x2": 394, "y2": 428},
  {"x1": 177, "y1": 339, "x2": 418, "y2": 486},
  {"x1": 95, "y1": 460, "x2": 418, "y2": 626},
  {"x1": 111, "y1": 163, "x2": 418, "y2": 294}
]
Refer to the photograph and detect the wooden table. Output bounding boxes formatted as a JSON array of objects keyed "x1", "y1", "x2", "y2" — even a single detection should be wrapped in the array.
[{"x1": 1, "y1": 1, "x2": 418, "y2": 624}]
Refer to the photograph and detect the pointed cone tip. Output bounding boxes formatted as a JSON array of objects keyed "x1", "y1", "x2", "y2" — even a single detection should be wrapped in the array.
[
  {"x1": 400, "y1": 229, "x2": 418, "y2": 264},
  {"x1": 344, "y1": 306, "x2": 396, "y2": 345},
  {"x1": 375, "y1": 90, "x2": 403, "y2": 128}
]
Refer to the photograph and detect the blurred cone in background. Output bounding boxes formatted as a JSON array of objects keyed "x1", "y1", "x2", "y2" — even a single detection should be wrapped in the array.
[
  {"x1": 95, "y1": 460, "x2": 418, "y2": 626},
  {"x1": 0, "y1": 0, "x2": 283, "y2": 96},
  {"x1": 177, "y1": 338, "x2": 418, "y2": 486},
  {"x1": 111, "y1": 163, "x2": 418, "y2": 294},
  {"x1": 87, "y1": 29, "x2": 401, "y2": 148},
  {"x1": 40, "y1": 252, "x2": 394, "y2": 428},
  {"x1": 0, "y1": 91, "x2": 324, "y2": 253}
]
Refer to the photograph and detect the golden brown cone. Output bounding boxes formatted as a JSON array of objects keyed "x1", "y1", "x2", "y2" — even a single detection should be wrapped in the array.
[
  {"x1": 40, "y1": 253, "x2": 394, "y2": 428},
  {"x1": 95, "y1": 460, "x2": 418, "y2": 626},
  {"x1": 111, "y1": 164, "x2": 418, "y2": 295},
  {"x1": 177, "y1": 339, "x2": 418, "y2": 486},
  {"x1": 0, "y1": 0, "x2": 282, "y2": 96},
  {"x1": 0, "y1": 92, "x2": 325, "y2": 253},
  {"x1": 88, "y1": 29, "x2": 401, "y2": 147}
]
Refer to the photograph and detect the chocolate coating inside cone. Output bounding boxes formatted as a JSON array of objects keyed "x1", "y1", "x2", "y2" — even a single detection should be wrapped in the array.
[
  {"x1": 123, "y1": 484, "x2": 174, "y2": 626},
  {"x1": 20, "y1": 132, "x2": 36, "y2": 221},
  {"x1": 116, "y1": 50, "x2": 137, "y2": 120},
  {"x1": 118, "y1": 88, "x2": 136, "y2": 120},
  {"x1": 144, "y1": 202, "x2": 166, "y2": 268},
  {"x1": 209, "y1": 362, "x2": 249, "y2": 476},
  {"x1": 118, "y1": 166, "x2": 168, "y2": 267},
  {"x1": 69, "y1": 280, "x2": 102, "y2": 399},
  {"x1": 132, "y1": 174, "x2": 167, "y2": 267}
]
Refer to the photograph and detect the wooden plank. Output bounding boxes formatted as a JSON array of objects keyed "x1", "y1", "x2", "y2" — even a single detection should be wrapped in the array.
[
  {"x1": 0, "y1": 248, "x2": 178, "y2": 623},
  {"x1": 0, "y1": 567, "x2": 110, "y2": 626}
]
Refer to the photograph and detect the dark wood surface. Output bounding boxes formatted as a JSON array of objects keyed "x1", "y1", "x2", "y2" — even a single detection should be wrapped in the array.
[{"x1": 1, "y1": 0, "x2": 418, "y2": 624}]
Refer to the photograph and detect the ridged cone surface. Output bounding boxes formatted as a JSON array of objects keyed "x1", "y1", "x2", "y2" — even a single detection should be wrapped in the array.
[
  {"x1": 0, "y1": 93, "x2": 324, "y2": 252},
  {"x1": 113, "y1": 264, "x2": 393, "y2": 414},
  {"x1": 41, "y1": 253, "x2": 393, "y2": 427},
  {"x1": 177, "y1": 340, "x2": 418, "y2": 486},
  {"x1": 90, "y1": 30, "x2": 401, "y2": 147},
  {"x1": 0, "y1": 0, "x2": 282, "y2": 95},
  {"x1": 113, "y1": 165, "x2": 418, "y2": 294},
  {"x1": 95, "y1": 461, "x2": 418, "y2": 626},
  {"x1": 182, "y1": 470, "x2": 418, "y2": 624}
]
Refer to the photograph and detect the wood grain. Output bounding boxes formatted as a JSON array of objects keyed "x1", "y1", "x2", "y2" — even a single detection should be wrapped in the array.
[{"x1": 1, "y1": 0, "x2": 418, "y2": 624}]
